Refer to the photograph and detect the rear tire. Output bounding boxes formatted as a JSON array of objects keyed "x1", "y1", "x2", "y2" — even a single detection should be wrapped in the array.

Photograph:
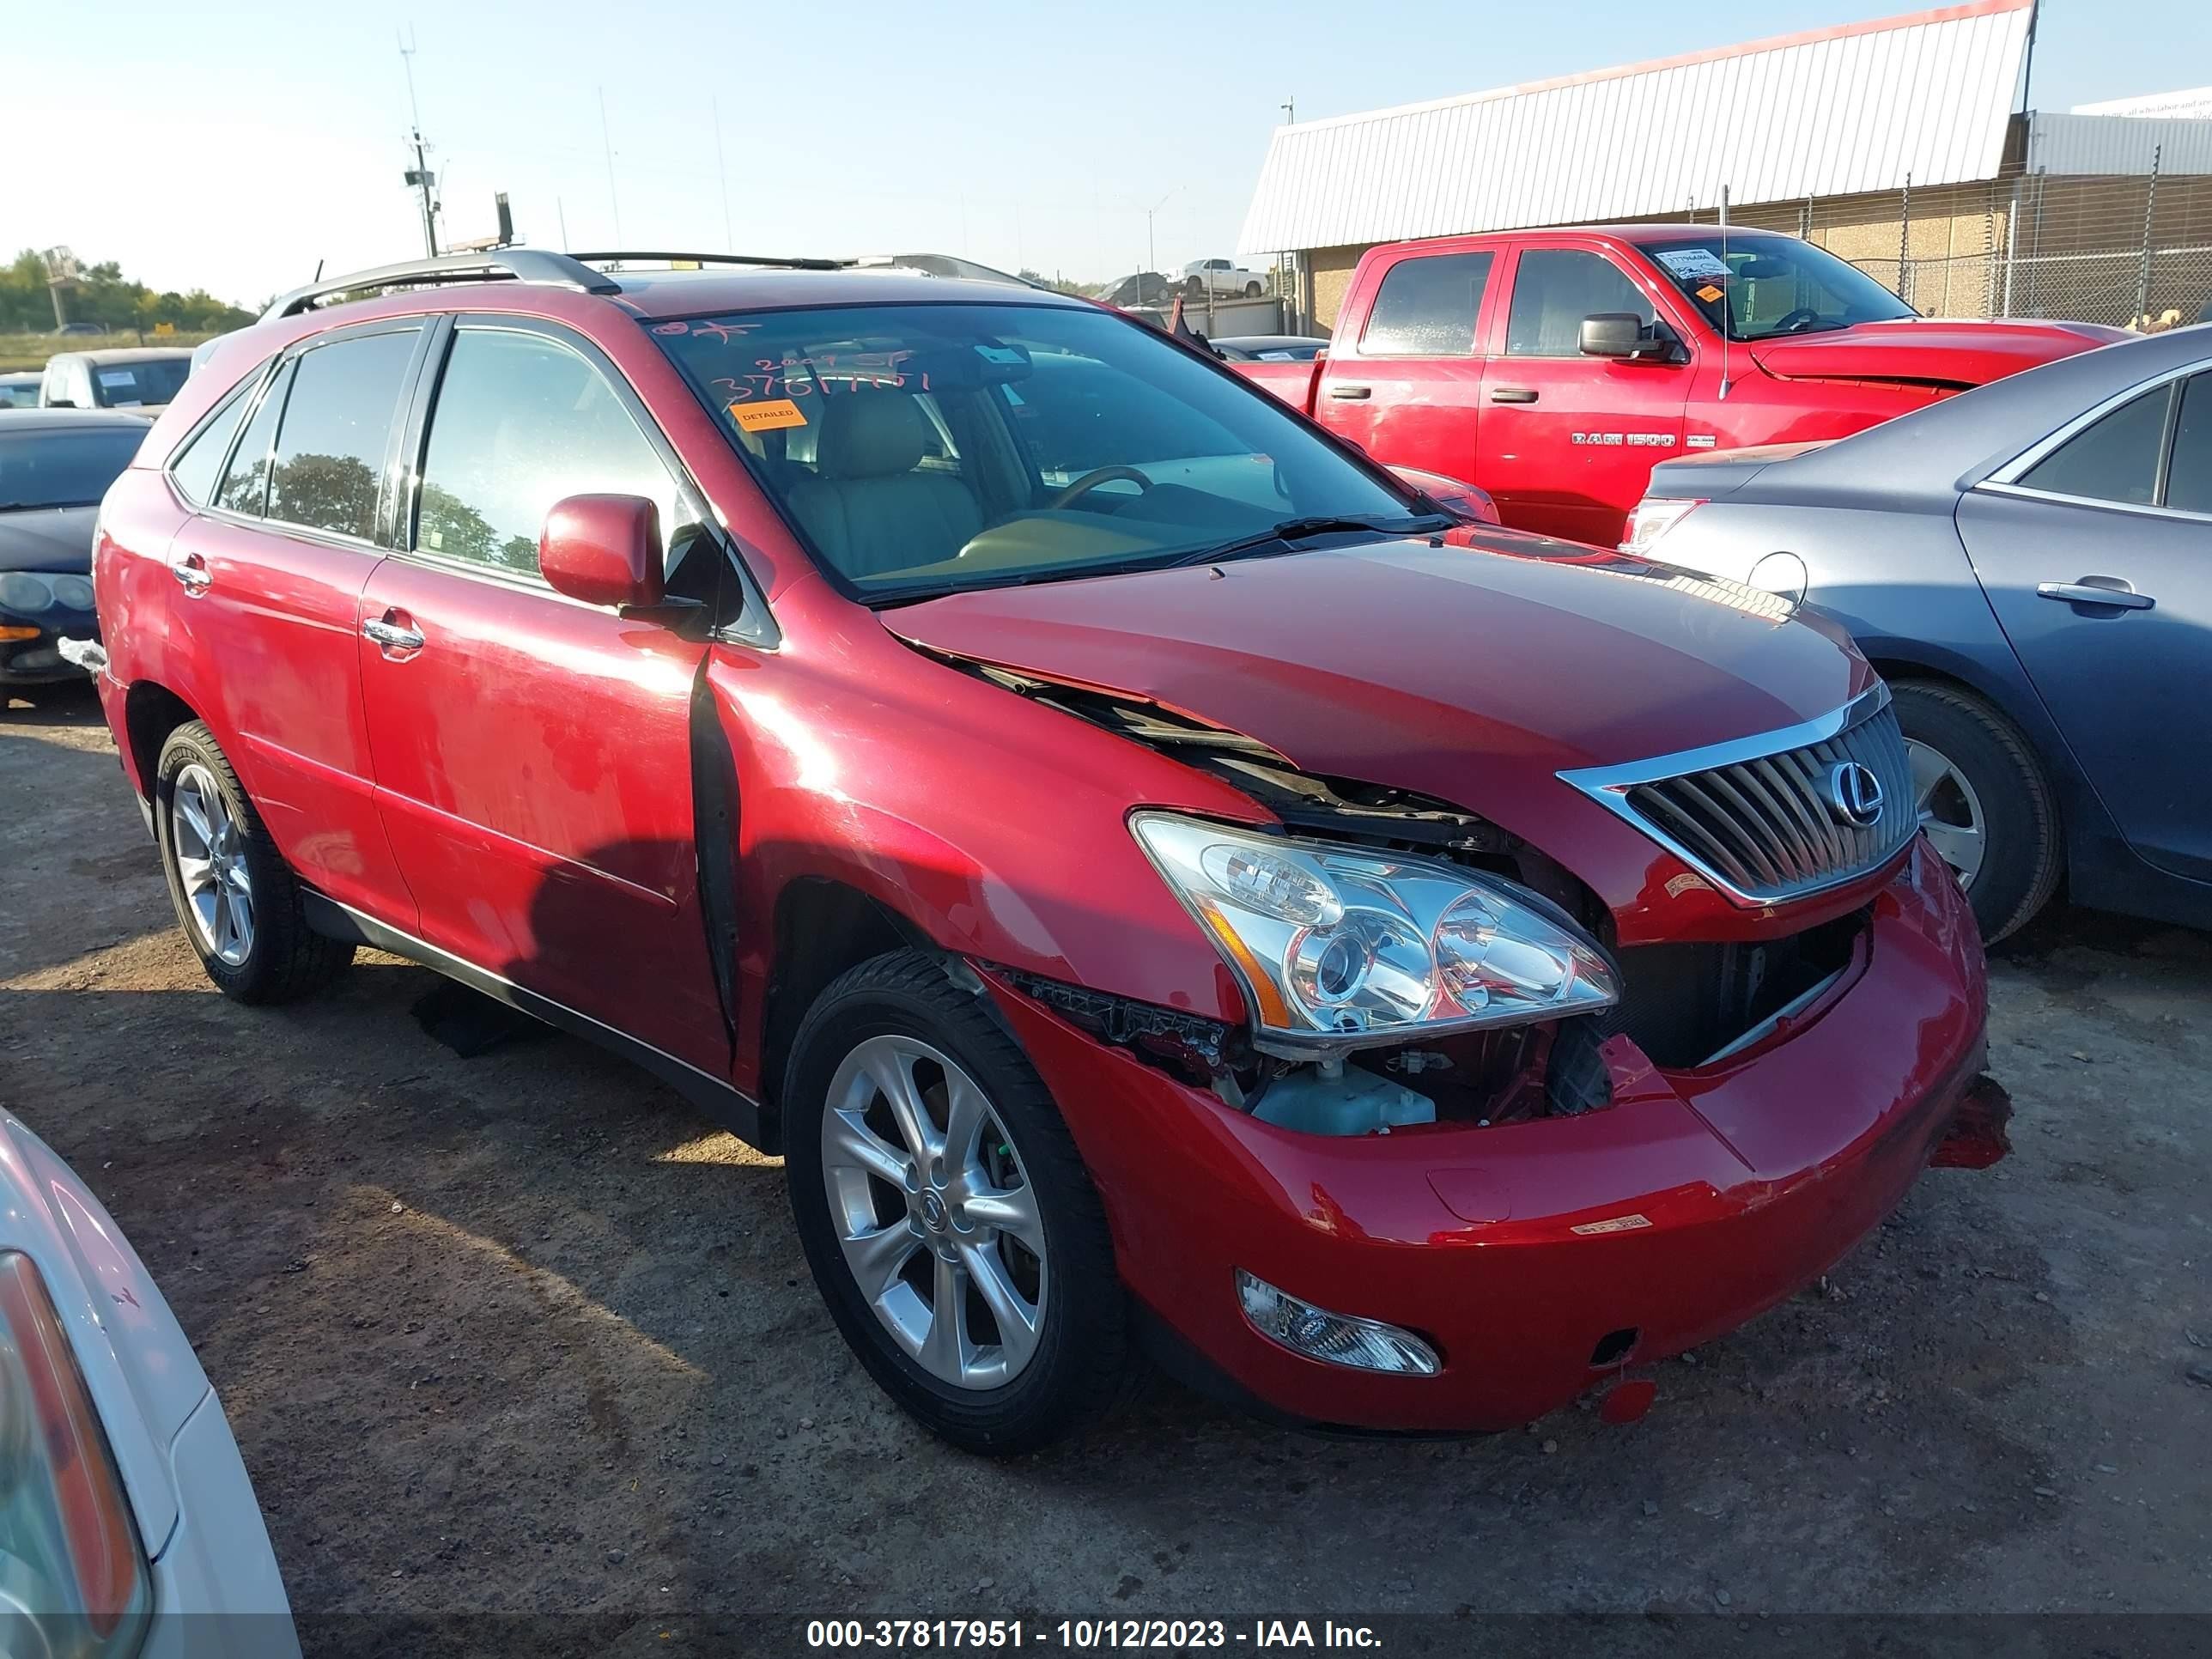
[
  {"x1": 153, "y1": 720, "x2": 354, "y2": 1003},
  {"x1": 783, "y1": 950, "x2": 1127, "y2": 1455},
  {"x1": 1889, "y1": 680, "x2": 2061, "y2": 943},
  {"x1": 1243, "y1": 281, "x2": 1263, "y2": 298}
]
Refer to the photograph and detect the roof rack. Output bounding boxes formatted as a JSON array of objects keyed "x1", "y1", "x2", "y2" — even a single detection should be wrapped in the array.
[
  {"x1": 566, "y1": 250, "x2": 848, "y2": 272},
  {"x1": 263, "y1": 249, "x2": 621, "y2": 322}
]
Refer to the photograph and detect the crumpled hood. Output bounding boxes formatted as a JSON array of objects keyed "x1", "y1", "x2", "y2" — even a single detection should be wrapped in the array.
[
  {"x1": 888, "y1": 532, "x2": 1875, "y2": 850},
  {"x1": 1748, "y1": 317, "x2": 2126, "y2": 387},
  {"x1": 0, "y1": 504, "x2": 99, "y2": 572}
]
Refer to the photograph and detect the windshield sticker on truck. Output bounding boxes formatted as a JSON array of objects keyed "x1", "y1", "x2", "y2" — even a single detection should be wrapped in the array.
[
  {"x1": 1655, "y1": 247, "x2": 1732, "y2": 281},
  {"x1": 1695, "y1": 283, "x2": 1726, "y2": 303},
  {"x1": 731, "y1": 398, "x2": 807, "y2": 433}
]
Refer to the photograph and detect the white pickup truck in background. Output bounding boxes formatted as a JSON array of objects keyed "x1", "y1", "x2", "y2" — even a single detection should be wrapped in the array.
[{"x1": 1181, "y1": 258, "x2": 1267, "y2": 297}]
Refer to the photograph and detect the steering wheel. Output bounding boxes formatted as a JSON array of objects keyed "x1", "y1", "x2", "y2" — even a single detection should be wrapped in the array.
[
  {"x1": 1048, "y1": 466, "x2": 1153, "y2": 511},
  {"x1": 1776, "y1": 307, "x2": 1826, "y2": 333}
]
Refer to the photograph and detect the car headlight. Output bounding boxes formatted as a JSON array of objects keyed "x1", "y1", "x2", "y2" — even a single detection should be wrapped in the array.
[
  {"x1": 0, "y1": 1251, "x2": 153, "y2": 1656},
  {"x1": 1131, "y1": 811, "x2": 1618, "y2": 1052},
  {"x1": 0, "y1": 572, "x2": 56, "y2": 616},
  {"x1": 49, "y1": 575, "x2": 94, "y2": 613}
]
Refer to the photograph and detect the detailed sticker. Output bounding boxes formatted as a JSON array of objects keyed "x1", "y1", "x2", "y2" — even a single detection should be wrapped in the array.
[
  {"x1": 1664, "y1": 870, "x2": 1712, "y2": 896},
  {"x1": 1696, "y1": 283, "x2": 1726, "y2": 303},
  {"x1": 1571, "y1": 1213, "x2": 1654, "y2": 1237},
  {"x1": 1686, "y1": 434, "x2": 1718, "y2": 449},
  {"x1": 730, "y1": 398, "x2": 807, "y2": 432},
  {"x1": 975, "y1": 343, "x2": 1026, "y2": 367},
  {"x1": 1655, "y1": 246, "x2": 1733, "y2": 281}
]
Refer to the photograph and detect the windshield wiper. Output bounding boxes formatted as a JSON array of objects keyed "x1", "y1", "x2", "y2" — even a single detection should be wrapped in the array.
[{"x1": 1167, "y1": 513, "x2": 1451, "y2": 568}]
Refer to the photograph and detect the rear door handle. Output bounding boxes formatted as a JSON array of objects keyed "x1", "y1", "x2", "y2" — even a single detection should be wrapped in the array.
[
  {"x1": 170, "y1": 552, "x2": 211, "y2": 596},
  {"x1": 1326, "y1": 384, "x2": 1371, "y2": 401},
  {"x1": 362, "y1": 615, "x2": 427, "y2": 653},
  {"x1": 1490, "y1": 386, "x2": 1539, "y2": 404},
  {"x1": 2036, "y1": 578, "x2": 2154, "y2": 611}
]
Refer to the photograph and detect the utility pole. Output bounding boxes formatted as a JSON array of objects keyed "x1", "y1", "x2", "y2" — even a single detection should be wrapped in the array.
[
  {"x1": 599, "y1": 87, "x2": 624, "y2": 246},
  {"x1": 1282, "y1": 97, "x2": 1295, "y2": 125},
  {"x1": 1147, "y1": 188, "x2": 1176, "y2": 278},
  {"x1": 712, "y1": 98, "x2": 734, "y2": 250},
  {"x1": 398, "y1": 31, "x2": 441, "y2": 257}
]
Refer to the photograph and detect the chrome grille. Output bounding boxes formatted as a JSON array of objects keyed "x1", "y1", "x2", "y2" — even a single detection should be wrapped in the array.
[{"x1": 1561, "y1": 690, "x2": 1917, "y2": 905}]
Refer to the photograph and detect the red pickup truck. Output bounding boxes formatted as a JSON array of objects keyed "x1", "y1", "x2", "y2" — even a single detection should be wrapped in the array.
[{"x1": 1237, "y1": 225, "x2": 2126, "y2": 547}]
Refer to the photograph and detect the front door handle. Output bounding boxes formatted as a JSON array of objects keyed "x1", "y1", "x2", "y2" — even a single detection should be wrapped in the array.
[
  {"x1": 2036, "y1": 578, "x2": 2154, "y2": 611},
  {"x1": 1490, "y1": 386, "x2": 1540, "y2": 404},
  {"x1": 362, "y1": 615, "x2": 427, "y2": 653},
  {"x1": 170, "y1": 552, "x2": 211, "y2": 596},
  {"x1": 1327, "y1": 384, "x2": 1371, "y2": 400}
]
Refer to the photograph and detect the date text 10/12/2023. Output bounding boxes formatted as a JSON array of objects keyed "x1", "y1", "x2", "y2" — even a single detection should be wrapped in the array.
[{"x1": 805, "y1": 1620, "x2": 1384, "y2": 1649}]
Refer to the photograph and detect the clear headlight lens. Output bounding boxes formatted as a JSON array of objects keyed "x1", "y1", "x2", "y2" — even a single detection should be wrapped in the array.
[
  {"x1": 1237, "y1": 1270, "x2": 1440, "y2": 1375},
  {"x1": 49, "y1": 574, "x2": 95, "y2": 613},
  {"x1": 1132, "y1": 811, "x2": 1618, "y2": 1051},
  {"x1": 0, "y1": 1251, "x2": 152, "y2": 1656},
  {"x1": 0, "y1": 572, "x2": 56, "y2": 615}
]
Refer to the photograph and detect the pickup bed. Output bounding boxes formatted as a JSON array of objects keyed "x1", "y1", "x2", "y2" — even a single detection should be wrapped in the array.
[{"x1": 1234, "y1": 224, "x2": 2124, "y2": 547}]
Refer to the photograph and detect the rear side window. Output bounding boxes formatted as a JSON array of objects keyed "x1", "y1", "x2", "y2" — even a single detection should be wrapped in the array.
[
  {"x1": 266, "y1": 330, "x2": 419, "y2": 541},
  {"x1": 413, "y1": 328, "x2": 680, "y2": 579},
  {"x1": 2016, "y1": 382, "x2": 2173, "y2": 507},
  {"x1": 169, "y1": 383, "x2": 255, "y2": 507},
  {"x1": 1359, "y1": 253, "x2": 1492, "y2": 356},
  {"x1": 2165, "y1": 372, "x2": 2212, "y2": 514},
  {"x1": 1506, "y1": 249, "x2": 1656, "y2": 357},
  {"x1": 216, "y1": 365, "x2": 290, "y2": 517}
]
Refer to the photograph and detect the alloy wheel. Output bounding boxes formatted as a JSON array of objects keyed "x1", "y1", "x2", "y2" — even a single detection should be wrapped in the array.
[
  {"x1": 1905, "y1": 738, "x2": 1987, "y2": 887},
  {"x1": 818, "y1": 1035, "x2": 1047, "y2": 1390},
  {"x1": 171, "y1": 763, "x2": 254, "y2": 965}
]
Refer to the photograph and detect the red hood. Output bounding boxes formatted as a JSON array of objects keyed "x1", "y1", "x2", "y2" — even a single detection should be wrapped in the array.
[
  {"x1": 887, "y1": 532, "x2": 1876, "y2": 916},
  {"x1": 1747, "y1": 317, "x2": 2126, "y2": 388}
]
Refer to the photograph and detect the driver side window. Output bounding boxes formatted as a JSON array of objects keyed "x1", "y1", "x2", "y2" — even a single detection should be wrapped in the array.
[{"x1": 1506, "y1": 250, "x2": 1656, "y2": 357}]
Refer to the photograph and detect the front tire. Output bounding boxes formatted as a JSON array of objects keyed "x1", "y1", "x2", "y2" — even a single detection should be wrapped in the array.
[
  {"x1": 1890, "y1": 681, "x2": 2061, "y2": 943},
  {"x1": 783, "y1": 950, "x2": 1126, "y2": 1455},
  {"x1": 153, "y1": 720, "x2": 354, "y2": 1002}
]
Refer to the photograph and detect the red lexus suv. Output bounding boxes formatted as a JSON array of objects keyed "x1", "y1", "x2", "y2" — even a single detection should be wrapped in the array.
[{"x1": 90, "y1": 250, "x2": 2003, "y2": 1452}]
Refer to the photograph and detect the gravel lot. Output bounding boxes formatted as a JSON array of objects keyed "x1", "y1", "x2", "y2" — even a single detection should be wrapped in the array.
[{"x1": 4, "y1": 679, "x2": 2209, "y2": 1652}]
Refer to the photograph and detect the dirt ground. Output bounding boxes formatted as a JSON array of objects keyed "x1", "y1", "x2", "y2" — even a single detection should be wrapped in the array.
[{"x1": 3, "y1": 678, "x2": 2209, "y2": 1651}]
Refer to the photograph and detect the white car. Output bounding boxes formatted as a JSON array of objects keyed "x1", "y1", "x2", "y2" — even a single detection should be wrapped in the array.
[
  {"x1": 0, "y1": 1112, "x2": 299, "y2": 1658},
  {"x1": 1181, "y1": 258, "x2": 1267, "y2": 298}
]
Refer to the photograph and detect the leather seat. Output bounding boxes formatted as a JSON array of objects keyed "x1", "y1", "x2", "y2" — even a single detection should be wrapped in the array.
[{"x1": 786, "y1": 393, "x2": 982, "y2": 578}]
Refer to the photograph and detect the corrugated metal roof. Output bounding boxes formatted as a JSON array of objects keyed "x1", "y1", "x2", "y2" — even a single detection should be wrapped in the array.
[
  {"x1": 2027, "y1": 112, "x2": 2212, "y2": 176},
  {"x1": 1238, "y1": 0, "x2": 2035, "y2": 254}
]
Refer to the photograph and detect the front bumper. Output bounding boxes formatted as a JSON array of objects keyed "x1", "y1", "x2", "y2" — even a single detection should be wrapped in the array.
[
  {"x1": 987, "y1": 836, "x2": 1991, "y2": 1432},
  {"x1": 0, "y1": 604, "x2": 97, "y2": 684}
]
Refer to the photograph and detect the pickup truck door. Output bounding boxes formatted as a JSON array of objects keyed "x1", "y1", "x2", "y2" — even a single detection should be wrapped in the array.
[
  {"x1": 1956, "y1": 366, "x2": 2212, "y2": 884},
  {"x1": 356, "y1": 316, "x2": 728, "y2": 1074},
  {"x1": 1478, "y1": 242, "x2": 1693, "y2": 547},
  {"x1": 1310, "y1": 248, "x2": 1496, "y2": 488}
]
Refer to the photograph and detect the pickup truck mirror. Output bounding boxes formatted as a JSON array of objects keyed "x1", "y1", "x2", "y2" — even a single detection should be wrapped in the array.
[
  {"x1": 1578, "y1": 313, "x2": 1655, "y2": 359},
  {"x1": 540, "y1": 494, "x2": 665, "y2": 611}
]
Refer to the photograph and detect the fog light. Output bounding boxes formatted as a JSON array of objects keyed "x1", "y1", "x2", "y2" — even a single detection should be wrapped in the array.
[{"x1": 1235, "y1": 1269, "x2": 1440, "y2": 1375}]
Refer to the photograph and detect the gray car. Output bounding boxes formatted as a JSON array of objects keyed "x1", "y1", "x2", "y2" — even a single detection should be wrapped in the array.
[{"x1": 1626, "y1": 325, "x2": 2211, "y2": 942}]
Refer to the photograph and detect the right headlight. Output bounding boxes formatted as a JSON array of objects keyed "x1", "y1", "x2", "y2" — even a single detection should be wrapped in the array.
[
  {"x1": 1131, "y1": 811, "x2": 1618, "y2": 1053},
  {"x1": 0, "y1": 573, "x2": 57, "y2": 616}
]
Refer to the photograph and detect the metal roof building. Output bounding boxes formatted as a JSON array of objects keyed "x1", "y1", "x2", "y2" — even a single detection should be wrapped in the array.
[
  {"x1": 1240, "y1": 0, "x2": 2034, "y2": 257},
  {"x1": 1240, "y1": 0, "x2": 2212, "y2": 331}
]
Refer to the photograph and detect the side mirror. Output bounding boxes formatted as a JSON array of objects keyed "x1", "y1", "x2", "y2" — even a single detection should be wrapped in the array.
[
  {"x1": 1578, "y1": 313, "x2": 1650, "y2": 359},
  {"x1": 539, "y1": 494, "x2": 665, "y2": 611}
]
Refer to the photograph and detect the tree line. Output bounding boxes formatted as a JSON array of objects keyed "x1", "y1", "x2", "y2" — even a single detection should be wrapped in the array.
[{"x1": 2, "y1": 249, "x2": 255, "y2": 335}]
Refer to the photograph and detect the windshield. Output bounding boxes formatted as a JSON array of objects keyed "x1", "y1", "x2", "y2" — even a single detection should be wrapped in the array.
[
  {"x1": 87, "y1": 358, "x2": 191, "y2": 408},
  {"x1": 1639, "y1": 235, "x2": 1917, "y2": 341},
  {"x1": 653, "y1": 302, "x2": 1419, "y2": 601},
  {"x1": 0, "y1": 428, "x2": 143, "y2": 510}
]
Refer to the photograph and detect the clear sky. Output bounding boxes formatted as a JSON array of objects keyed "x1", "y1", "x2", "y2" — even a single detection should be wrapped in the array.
[{"x1": 10, "y1": 0, "x2": 2207, "y2": 306}]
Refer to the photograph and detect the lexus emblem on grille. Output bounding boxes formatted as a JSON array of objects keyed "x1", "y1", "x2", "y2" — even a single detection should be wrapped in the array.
[{"x1": 1826, "y1": 761, "x2": 1886, "y2": 828}]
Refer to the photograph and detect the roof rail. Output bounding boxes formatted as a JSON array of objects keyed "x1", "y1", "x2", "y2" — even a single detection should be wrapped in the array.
[
  {"x1": 566, "y1": 250, "x2": 848, "y2": 272},
  {"x1": 262, "y1": 249, "x2": 621, "y2": 322}
]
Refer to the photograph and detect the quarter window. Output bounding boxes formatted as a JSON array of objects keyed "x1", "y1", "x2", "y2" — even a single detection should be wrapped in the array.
[
  {"x1": 2165, "y1": 372, "x2": 2212, "y2": 514},
  {"x1": 266, "y1": 330, "x2": 417, "y2": 540},
  {"x1": 2016, "y1": 382, "x2": 2173, "y2": 507},
  {"x1": 215, "y1": 364, "x2": 291, "y2": 517},
  {"x1": 169, "y1": 382, "x2": 254, "y2": 507},
  {"x1": 415, "y1": 329, "x2": 682, "y2": 579},
  {"x1": 1359, "y1": 252, "x2": 1492, "y2": 356},
  {"x1": 1505, "y1": 250, "x2": 1656, "y2": 357}
]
